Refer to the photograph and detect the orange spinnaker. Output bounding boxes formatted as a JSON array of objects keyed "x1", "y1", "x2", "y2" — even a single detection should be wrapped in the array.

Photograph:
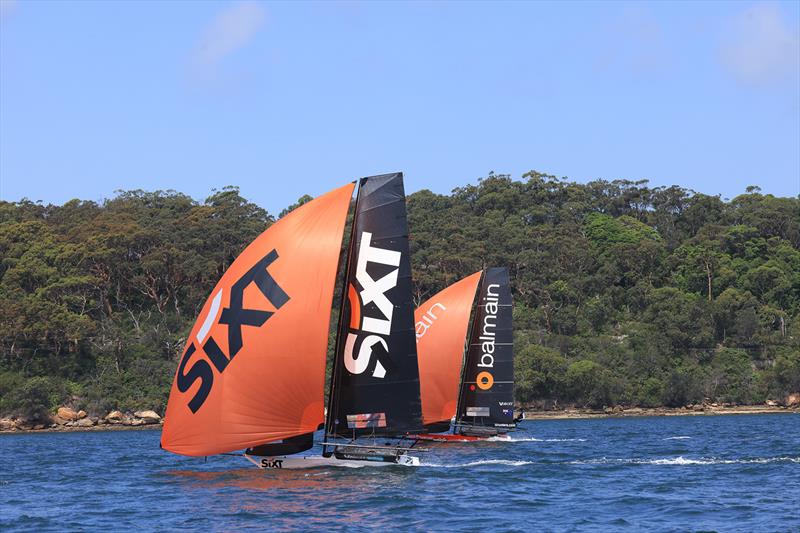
[
  {"x1": 415, "y1": 271, "x2": 482, "y2": 427},
  {"x1": 161, "y1": 183, "x2": 355, "y2": 456}
]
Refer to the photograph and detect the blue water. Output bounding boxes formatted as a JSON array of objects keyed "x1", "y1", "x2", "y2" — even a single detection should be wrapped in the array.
[{"x1": 1, "y1": 414, "x2": 798, "y2": 532}]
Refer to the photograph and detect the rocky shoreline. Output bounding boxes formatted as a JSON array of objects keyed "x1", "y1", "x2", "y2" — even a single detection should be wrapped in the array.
[
  {"x1": 0, "y1": 407, "x2": 164, "y2": 433},
  {"x1": 2, "y1": 401, "x2": 798, "y2": 434}
]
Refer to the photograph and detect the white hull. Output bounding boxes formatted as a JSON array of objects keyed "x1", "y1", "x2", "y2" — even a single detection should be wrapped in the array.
[{"x1": 244, "y1": 452, "x2": 419, "y2": 470}]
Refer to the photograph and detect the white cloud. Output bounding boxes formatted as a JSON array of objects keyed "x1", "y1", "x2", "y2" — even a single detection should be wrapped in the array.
[
  {"x1": 193, "y1": 1, "x2": 266, "y2": 70},
  {"x1": 719, "y1": 2, "x2": 799, "y2": 86}
]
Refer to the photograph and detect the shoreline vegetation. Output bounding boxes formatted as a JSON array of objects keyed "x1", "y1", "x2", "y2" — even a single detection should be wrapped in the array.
[
  {"x1": 1, "y1": 174, "x2": 798, "y2": 422},
  {"x1": 2, "y1": 402, "x2": 798, "y2": 434},
  {"x1": 521, "y1": 403, "x2": 799, "y2": 420}
]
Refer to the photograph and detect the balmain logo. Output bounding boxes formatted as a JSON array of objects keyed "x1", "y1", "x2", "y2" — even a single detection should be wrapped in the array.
[{"x1": 474, "y1": 282, "x2": 500, "y2": 390}]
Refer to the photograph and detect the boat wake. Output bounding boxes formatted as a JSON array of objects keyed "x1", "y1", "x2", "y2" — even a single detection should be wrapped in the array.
[
  {"x1": 421, "y1": 455, "x2": 800, "y2": 469},
  {"x1": 422, "y1": 459, "x2": 536, "y2": 468},
  {"x1": 488, "y1": 436, "x2": 587, "y2": 442},
  {"x1": 569, "y1": 456, "x2": 800, "y2": 466},
  {"x1": 663, "y1": 436, "x2": 692, "y2": 440}
]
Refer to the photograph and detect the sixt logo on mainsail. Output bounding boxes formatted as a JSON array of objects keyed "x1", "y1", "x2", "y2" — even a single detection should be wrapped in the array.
[
  {"x1": 176, "y1": 249, "x2": 289, "y2": 413},
  {"x1": 475, "y1": 283, "x2": 500, "y2": 391},
  {"x1": 343, "y1": 231, "x2": 400, "y2": 379}
]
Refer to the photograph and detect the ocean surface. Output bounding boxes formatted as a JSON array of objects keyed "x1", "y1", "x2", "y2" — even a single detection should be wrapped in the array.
[{"x1": 1, "y1": 414, "x2": 798, "y2": 532}]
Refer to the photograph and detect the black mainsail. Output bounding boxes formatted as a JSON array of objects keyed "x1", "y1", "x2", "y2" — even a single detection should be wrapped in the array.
[
  {"x1": 325, "y1": 173, "x2": 424, "y2": 440},
  {"x1": 455, "y1": 267, "x2": 515, "y2": 434}
]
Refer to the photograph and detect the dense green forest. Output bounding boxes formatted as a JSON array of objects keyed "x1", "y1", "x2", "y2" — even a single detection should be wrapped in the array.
[{"x1": 1, "y1": 173, "x2": 798, "y2": 419}]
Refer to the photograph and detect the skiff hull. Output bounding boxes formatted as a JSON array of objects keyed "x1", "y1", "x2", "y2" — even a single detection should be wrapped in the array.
[{"x1": 244, "y1": 453, "x2": 420, "y2": 469}]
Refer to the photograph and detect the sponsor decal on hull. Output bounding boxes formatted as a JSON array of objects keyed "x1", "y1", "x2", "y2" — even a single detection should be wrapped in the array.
[
  {"x1": 335, "y1": 452, "x2": 398, "y2": 463},
  {"x1": 260, "y1": 459, "x2": 284, "y2": 469}
]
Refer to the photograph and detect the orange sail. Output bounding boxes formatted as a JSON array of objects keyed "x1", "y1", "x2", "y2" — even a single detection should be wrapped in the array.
[
  {"x1": 161, "y1": 183, "x2": 355, "y2": 457},
  {"x1": 415, "y1": 271, "x2": 482, "y2": 427}
]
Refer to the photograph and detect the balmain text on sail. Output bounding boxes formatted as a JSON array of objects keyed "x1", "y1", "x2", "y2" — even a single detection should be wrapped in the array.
[
  {"x1": 415, "y1": 302, "x2": 447, "y2": 338},
  {"x1": 477, "y1": 283, "x2": 500, "y2": 369}
]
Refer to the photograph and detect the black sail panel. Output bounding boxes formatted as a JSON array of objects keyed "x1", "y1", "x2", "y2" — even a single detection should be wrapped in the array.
[
  {"x1": 327, "y1": 173, "x2": 423, "y2": 438},
  {"x1": 245, "y1": 433, "x2": 314, "y2": 456},
  {"x1": 456, "y1": 267, "x2": 515, "y2": 432}
]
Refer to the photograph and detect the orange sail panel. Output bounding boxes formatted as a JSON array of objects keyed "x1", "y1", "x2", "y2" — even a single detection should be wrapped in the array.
[
  {"x1": 161, "y1": 183, "x2": 355, "y2": 457},
  {"x1": 415, "y1": 271, "x2": 482, "y2": 427}
]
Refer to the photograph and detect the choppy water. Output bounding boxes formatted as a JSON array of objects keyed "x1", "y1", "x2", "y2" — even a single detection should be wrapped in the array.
[{"x1": 1, "y1": 414, "x2": 798, "y2": 532}]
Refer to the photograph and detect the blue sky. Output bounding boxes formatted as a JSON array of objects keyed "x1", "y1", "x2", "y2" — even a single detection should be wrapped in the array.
[{"x1": 1, "y1": 0, "x2": 798, "y2": 215}]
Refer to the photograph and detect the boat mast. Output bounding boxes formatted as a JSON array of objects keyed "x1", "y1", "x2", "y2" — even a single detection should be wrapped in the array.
[{"x1": 323, "y1": 179, "x2": 363, "y2": 456}]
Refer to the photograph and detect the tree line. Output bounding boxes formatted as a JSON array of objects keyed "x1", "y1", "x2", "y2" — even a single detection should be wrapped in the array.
[{"x1": 1, "y1": 173, "x2": 798, "y2": 418}]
